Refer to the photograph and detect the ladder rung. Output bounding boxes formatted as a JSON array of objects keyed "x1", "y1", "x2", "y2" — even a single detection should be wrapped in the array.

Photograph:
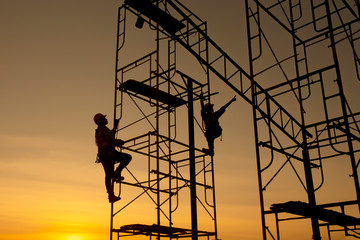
[
  {"x1": 324, "y1": 93, "x2": 340, "y2": 100},
  {"x1": 312, "y1": 1, "x2": 326, "y2": 9},
  {"x1": 250, "y1": 33, "x2": 260, "y2": 40}
]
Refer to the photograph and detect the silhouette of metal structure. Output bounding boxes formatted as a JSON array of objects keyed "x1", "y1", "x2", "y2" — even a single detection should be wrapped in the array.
[
  {"x1": 246, "y1": 1, "x2": 360, "y2": 239},
  {"x1": 107, "y1": 0, "x2": 360, "y2": 239},
  {"x1": 110, "y1": 1, "x2": 217, "y2": 239}
]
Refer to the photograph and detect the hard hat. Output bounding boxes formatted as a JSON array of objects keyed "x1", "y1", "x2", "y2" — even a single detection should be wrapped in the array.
[
  {"x1": 94, "y1": 113, "x2": 106, "y2": 124},
  {"x1": 204, "y1": 103, "x2": 213, "y2": 109}
]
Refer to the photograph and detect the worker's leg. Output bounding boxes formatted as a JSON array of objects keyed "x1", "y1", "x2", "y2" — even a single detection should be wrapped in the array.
[
  {"x1": 101, "y1": 160, "x2": 114, "y2": 197},
  {"x1": 207, "y1": 137, "x2": 214, "y2": 156},
  {"x1": 114, "y1": 151, "x2": 132, "y2": 177},
  {"x1": 99, "y1": 152, "x2": 121, "y2": 202},
  {"x1": 205, "y1": 131, "x2": 215, "y2": 156}
]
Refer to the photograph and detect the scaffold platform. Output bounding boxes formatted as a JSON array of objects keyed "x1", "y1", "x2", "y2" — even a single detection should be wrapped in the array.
[
  {"x1": 120, "y1": 79, "x2": 186, "y2": 108},
  {"x1": 113, "y1": 224, "x2": 215, "y2": 238},
  {"x1": 271, "y1": 201, "x2": 360, "y2": 227}
]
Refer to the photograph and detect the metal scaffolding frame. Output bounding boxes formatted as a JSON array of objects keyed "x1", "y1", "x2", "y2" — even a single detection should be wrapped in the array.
[
  {"x1": 246, "y1": 0, "x2": 360, "y2": 239},
  {"x1": 110, "y1": 1, "x2": 217, "y2": 239},
  {"x1": 106, "y1": 0, "x2": 360, "y2": 239}
]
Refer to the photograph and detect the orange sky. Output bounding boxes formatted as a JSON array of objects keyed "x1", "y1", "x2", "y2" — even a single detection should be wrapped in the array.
[{"x1": 1, "y1": 1, "x2": 360, "y2": 240}]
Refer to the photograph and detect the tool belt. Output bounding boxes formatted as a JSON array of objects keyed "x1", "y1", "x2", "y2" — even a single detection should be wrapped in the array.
[{"x1": 96, "y1": 149, "x2": 116, "y2": 163}]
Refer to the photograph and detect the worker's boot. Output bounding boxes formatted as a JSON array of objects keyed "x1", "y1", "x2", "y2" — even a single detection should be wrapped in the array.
[
  {"x1": 114, "y1": 169, "x2": 125, "y2": 183},
  {"x1": 202, "y1": 148, "x2": 214, "y2": 156},
  {"x1": 108, "y1": 194, "x2": 121, "y2": 203}
]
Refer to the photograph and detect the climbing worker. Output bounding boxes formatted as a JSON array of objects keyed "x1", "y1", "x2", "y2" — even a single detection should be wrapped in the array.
[
  {"x1": 200, "y1": 93, "x2": 236, "y2": 156},
  {"x1": 94, "y1": 113, "x2": 132, "y2": 203}
]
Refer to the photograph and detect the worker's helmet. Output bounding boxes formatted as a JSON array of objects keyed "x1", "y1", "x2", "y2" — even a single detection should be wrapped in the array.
[
  {"x1": 204, "y1": 103, "x2": 213, "y2": 110},
  {"x1": 93, "y1": 113, "x2": 106, "y2": 125}
]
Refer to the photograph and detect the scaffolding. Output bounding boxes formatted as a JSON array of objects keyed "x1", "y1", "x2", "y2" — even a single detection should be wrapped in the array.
[
  {"x1": 110, "y1": 1, "x2": 217, "y2": 239},
  {"x1": 246, "y1": 0, "x2": 360, "y2": 239},
  {"x1": 106, "y1": 0, "x2": 360, "y2": 239}
]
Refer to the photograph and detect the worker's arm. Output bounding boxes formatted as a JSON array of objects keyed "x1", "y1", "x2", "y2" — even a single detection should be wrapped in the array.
[
  {"x1": 216, "y1": 96, "x2": 236, "y2": 118},
  {"x1": 111, "y1": 119, "x2": 125, "y2": 147},
  {"x1": 114, "y1": 118, "x2": 120, "y2": 130},
  {"x1": 110, "y1": 118, "x2": 120, "y2": 138},
  {"x1": 115, "y1": 139, "x2": 125, "y2": 147},
  {"x1": 223, "y1": 96, "x2": 236, "y2": 110},
  {"x1": 200, "y1": 92, "x2": 205, "y2": 110}
]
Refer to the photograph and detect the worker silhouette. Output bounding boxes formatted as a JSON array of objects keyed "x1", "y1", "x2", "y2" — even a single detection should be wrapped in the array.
[
  {"x1": 94, "y1": 113, "x2": 132, "y2": 203},
  {"x1": 200, "y1": 93, "x2": 236, "y2": 156}
]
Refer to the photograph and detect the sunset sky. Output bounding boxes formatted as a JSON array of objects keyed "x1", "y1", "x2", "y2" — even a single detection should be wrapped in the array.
[{"x1": 1, "y1": 1, "x2": 360, "y2": 240}]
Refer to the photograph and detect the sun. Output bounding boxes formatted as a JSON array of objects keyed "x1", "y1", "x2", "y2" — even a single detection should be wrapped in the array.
[{"x1": 64, "y1": 234, "x2": 84, "y2": 240}]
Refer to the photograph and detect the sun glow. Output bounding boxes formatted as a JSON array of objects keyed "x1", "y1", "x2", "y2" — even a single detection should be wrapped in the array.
[{"x1": 64, "y1": 234, "x2": 84, "y2": 240}]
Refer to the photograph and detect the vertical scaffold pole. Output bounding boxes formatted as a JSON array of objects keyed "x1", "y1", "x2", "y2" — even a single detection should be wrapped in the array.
[
  {"x1": 245, "y1": 1, "x2": 267, "y2": 239},
  {"x1": 324, "y1": 0, "x2": 360, "y2": 213},
  {"x1": 110, "y1": 203, "x2": 114, "y2": 240},
  {"x1": 187, "y1": 78, "x2": 198, "y2": 240}
]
